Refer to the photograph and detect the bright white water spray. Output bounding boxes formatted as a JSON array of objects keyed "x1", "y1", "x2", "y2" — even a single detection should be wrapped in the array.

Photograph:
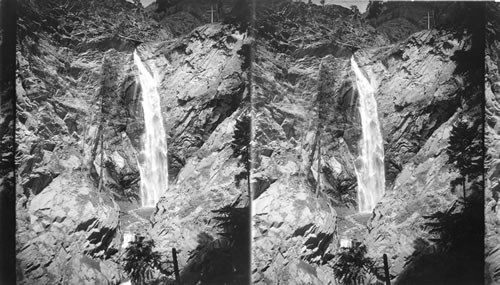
[
  {"x1": 134, "y1": 50, "x2": 169, "y2": 207},
  {"x1": 351, "y1": 57, "x2": 385, "y2": 213}
]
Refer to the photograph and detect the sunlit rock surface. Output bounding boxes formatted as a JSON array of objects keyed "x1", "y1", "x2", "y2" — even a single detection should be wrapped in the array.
[
  {"x1": 251, "y1": 2, "x2": 484, "y2": 283},
  {"x1": 135, "y1": 23, "x2": 252, "y2": 269},
  {"x1": 17, "y1": 175, "x2": 122, "y2": 284},
  {"x1": 15, "y1": 0, "x2": 170, "y2": 283},
  {"x1": 250, "y1": 2, "x2": 389, "y2": 283},
  {"x1": 14, "y1": 0, "x2": 488, "y2": 284},
  {"x1": 353, "y1": 29, "x2": 483, "y2": 279}
]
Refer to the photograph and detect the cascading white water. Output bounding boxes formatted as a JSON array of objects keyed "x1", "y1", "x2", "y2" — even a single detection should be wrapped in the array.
[
  {"x1": 134, "y1": 50, "x2": 169, "y2": 207},
  {"x1": 351, "y1": 57, "x2": 385, "y2": 213}
]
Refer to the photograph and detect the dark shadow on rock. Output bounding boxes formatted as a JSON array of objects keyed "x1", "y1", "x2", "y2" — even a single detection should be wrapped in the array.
[
  {"x1": 395, "y1": 193, "x2": 484, "y2": 285},
  {"x1": 180, "y1": 198, "x2": 250, "y2": 285}
]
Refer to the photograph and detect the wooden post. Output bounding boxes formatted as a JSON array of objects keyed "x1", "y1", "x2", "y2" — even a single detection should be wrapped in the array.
[
  {"x1": 316, "y1": 131, "x2": 321, "y2": 197},
  {"x1": 172, "y1": 248, "x2": 181, "y2": 284},
  {"x1": 427, "y1": 11, "x2": 430, "y2": 30},
  {"x1": 383, "y1": 254, "x2": 391, "y2": 285},
  {"x1": 211, "y1": 4, "x2": 214, "y2": 23}
]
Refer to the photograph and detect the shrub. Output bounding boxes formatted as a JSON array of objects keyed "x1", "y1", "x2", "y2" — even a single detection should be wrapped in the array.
[
  {"x1": 123, "y1": 236, "x2": 171, "y2": 285},
  {"x1": 332, "y1": 242, "x2": 380, "y2": 285}
]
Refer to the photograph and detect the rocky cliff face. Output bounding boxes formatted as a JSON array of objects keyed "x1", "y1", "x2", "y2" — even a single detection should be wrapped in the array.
[
  {"x1": 14, "y1": 0, "x2": 487, "y2": 284},
  {"x1": 137, "y1": 22, "x2": 251, "y2": 268},
  {"x1": 251, "y1": 2, "x2": 484, "y2": 284},
  {"x1": 251, "y1": 3, "x2": 386, "y2": 284},
  {"x1": 15, "y1": 0, "x2": 170, "y2": 283},
  {"x1": 16, "y1": 0, "x2": 251, "y2": 283},
  {"x1": 366, "y1": 2, "x2": 483, "y2": 43}
]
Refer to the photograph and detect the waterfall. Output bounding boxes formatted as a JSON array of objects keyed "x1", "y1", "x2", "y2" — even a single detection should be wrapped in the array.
[
  {"x1": 134, "y1": 50, "x2": 169, "y2": 207},
  {"x1": 350, "y1": 57, "x2": 385, "y2": 213}
]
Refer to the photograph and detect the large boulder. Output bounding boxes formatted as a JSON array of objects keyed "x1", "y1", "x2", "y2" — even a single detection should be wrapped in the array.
[
  {"x1": 17, "y1": 174, "x2": 122, "y2": 284},
  {"x1": 252, "y1": 178, "x2": 337, "y2": 285}
]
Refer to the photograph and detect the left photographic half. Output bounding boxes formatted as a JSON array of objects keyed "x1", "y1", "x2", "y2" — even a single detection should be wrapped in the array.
[{"x1": 15, "y1": 0, "x2": 252, "y2": 284}]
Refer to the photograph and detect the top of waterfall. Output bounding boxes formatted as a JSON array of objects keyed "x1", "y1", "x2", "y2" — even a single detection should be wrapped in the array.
[
  {"x1": 134, "y1": 50, "x2": 156, "y2": 82},
  {"x1": 350, "y1": 57, "x2": 375, "y2": 93}
]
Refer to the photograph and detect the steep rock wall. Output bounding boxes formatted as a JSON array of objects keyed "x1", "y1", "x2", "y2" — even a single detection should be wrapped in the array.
[
  {"x1": 15, "y1": 0, "x2": 170, "y2": 283},
  {"x1": 137, "y1": 23, "x2": 252, "y2": 271},
  {"x1": 359, "y1": 29, "x2": 483, "y2": 283},
  {"x1": 250, "y1": 3, "x2": 390, "y2": 283}
]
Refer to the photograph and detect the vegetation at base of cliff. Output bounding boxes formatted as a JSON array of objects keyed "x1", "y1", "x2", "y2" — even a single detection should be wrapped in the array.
[
  {"x1": 397, "y1": 118, "x2": 484, "y2": 285},
  {"x1": 332, "y1": 242, "x2": 382, "y2": 285},
  {"x1": 397, "y1": 192, "x2": 484, "y2": 285},
  {"x1": 123, "y1": 236, "x2": 174, "y2": 285},
  {"x1": 185, "y1": 196, "x2": 250, "y2": 284}
]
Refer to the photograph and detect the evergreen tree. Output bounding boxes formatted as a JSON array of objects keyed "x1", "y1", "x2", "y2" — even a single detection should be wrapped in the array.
[
  {"x1": 332, "y1": 242, "x2": 380, "y2": 285},
  {"x1": 123, "y1": 236, "x2": 170, "y2": 285},
  {"x1": 186, "y1": 197, "x2": 250, "y2": 284},
  {"x1": 232, "y1": 115, "x2": 251, "y2": 192},
  {"x1": 399, "y1": 118, "x2": 484, "y2": 284},
  {"x1": 446, "y1": 119, "x2": 483, "y2": 206}
]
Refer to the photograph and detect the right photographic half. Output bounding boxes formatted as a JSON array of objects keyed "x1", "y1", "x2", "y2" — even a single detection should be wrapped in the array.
[{"x1": 252, "y1": 1, "x2": 485, "y2": 284}]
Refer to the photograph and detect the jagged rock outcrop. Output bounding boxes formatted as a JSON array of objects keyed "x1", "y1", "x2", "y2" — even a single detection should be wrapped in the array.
[
  {"x1": 366, "y1": 2, "x2": 484, "y2": 43},
  {"x1": 15, "y1": 0, "x2": 171, "y2": 283},
  {"x1": 17, "y1": 175, "x2": 122, "y2": 284},
  {"x1": 130, "y1": 22, "x2": 252, "y2": 274},
  {"x1": 17, "y1": 0, "x2": 251, "y2": 282},
  {"x1": 148, "y1": 0, "x2": 240, "y2": 36},
  {"x1": 135, "y1": 23, "x2": 249, "y2": 179},
  {"x1": 315, "y1": 28, "x2": 481, "y2": 283},
  {"x1": 253, "y1": 179, "x2": 337, "y2": 284},
  {"x1": 255, "y1": 1, "x2": 388, "y2": 58},
  {"x1": 250, "y1": 2, "x2": 389, "y2": 283},
  {"x1": 251, "y1": 37, "x2": 338, "y2": 284},
  {"x1": 14, "y1": 0, "x2": 488, "y2": 284},
  {"x1": 356, "y1": 21, "x2": 484, "y2": 285},
  {"x1": 252, "y1": 2, "x2": 484, "y2": 284}
]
